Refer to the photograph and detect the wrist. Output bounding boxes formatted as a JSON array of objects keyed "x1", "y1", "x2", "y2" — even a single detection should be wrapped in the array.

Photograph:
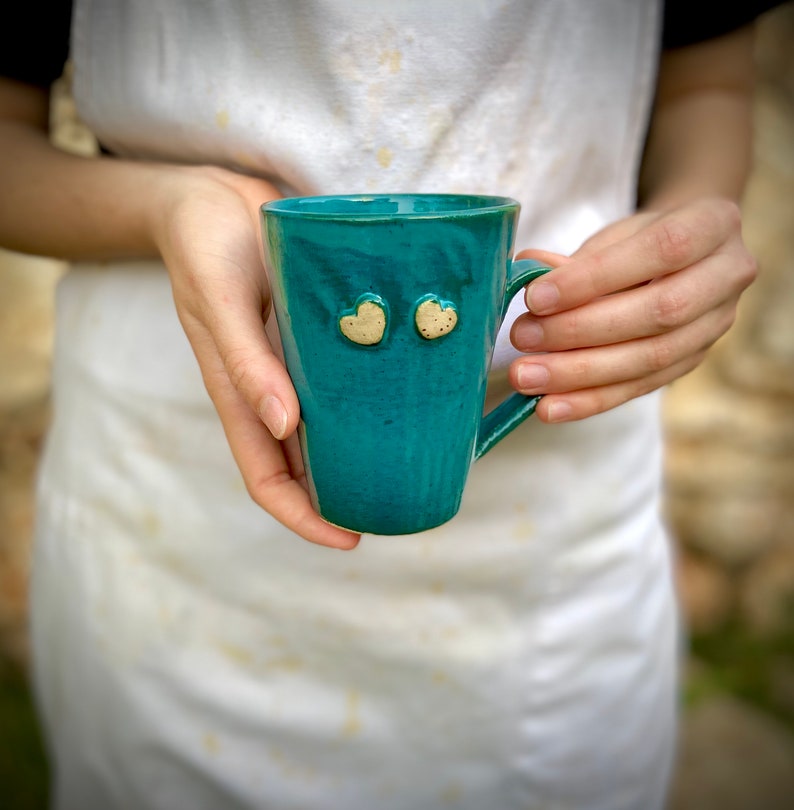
[{"x1": 146, "y1": 163, "x2": 272, "y2": 254}]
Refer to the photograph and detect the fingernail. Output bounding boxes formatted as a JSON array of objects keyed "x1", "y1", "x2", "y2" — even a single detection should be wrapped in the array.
[
  {"x1": 514, "y1": 320, "x2": 544, "y2": 350},
  {"x1": 546, "y1": 401, "x2": 573, "y2": 422},
  {"x1": 260, "y1": 395, "x2": 288, "y2": 439},
  {"x1": 516, "y1": 364, "x2": 550, "y2": 391},
  {"x1": 526, "y1": 281, "x2": 559, "y2": 314}
]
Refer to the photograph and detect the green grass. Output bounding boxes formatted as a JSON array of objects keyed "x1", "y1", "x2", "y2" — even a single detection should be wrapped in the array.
[
  {"x1": 685, "y1": 616, "x2": 794, "y2": 732},
  {"x1": 0, "y1": 664, "x2": 50, "y2": 810}
]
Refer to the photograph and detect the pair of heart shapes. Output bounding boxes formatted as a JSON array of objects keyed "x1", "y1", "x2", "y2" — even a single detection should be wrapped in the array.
[{"x1": 339, "y1": 295, "x2": 458, "y2": 346}]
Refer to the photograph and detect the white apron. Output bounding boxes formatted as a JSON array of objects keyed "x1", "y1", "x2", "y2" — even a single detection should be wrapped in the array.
[{"x1": 32, "y1": 2, "x2": 680, "y2": 808}]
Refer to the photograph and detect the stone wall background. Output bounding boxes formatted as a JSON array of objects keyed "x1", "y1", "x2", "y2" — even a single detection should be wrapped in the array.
[
  {"x1": 668, "y1": 5, "x2": 794, "y2": 641},
  {"x1": 1, "y1": 6, "x2": 793, "y2": 807},
  {"x1": 663, "y1": 6, "x2": 794, "y2": 806}
]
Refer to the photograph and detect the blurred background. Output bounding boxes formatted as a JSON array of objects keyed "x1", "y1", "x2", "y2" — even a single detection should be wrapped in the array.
[{"x1": 1, "y1": 5, "x2": 793, "y2": 807}]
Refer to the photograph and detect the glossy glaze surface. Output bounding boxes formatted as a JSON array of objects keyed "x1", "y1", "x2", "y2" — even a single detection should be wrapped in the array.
[{"x1": 262, "y1": 194, "x2": 549, "y2": 534}]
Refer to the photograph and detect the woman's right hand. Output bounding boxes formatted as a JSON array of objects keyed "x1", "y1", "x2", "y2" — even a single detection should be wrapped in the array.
[
  {"x1": 0, "y1": 71, "x2": 356, "y2": 549},
  {"x1": 151, "y1": 166, "x2": 361, "y2": 550}
]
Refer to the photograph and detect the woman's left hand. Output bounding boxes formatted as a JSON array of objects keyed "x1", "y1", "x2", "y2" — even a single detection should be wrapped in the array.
[{"x1": 509, "y1": 196, "x2": 758, "y2": 422}]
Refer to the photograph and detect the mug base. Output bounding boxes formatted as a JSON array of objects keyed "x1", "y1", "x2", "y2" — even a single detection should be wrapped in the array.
[{"x1": 317, "y1": 512, "x2": 455, "y2": 537}]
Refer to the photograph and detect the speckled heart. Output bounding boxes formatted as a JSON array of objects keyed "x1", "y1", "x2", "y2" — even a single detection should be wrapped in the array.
[
  {"x1": 339, "y1": 296, "x2": 388, "y2": 345},
  {"x1": 414, "y1": 297, "x2": 458, "y2": 340}
]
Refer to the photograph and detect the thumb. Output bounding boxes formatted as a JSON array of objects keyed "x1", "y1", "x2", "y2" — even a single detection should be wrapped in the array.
[
  {"x1": 220, "y1": 332, "x2": 299, "y2": 441},
  {"x1": 205, "y1": 294, "x2": 300, "y2": 441}
]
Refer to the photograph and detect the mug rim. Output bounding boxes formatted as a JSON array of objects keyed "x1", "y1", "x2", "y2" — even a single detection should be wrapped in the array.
[{"x1": 261, "y1": 193, "x2": 520, "y2": 220}]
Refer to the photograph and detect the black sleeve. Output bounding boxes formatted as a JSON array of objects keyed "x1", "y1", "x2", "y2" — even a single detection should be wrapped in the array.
[
  {"x1": 662, "y1": 0, "x2": 789, "y2": 48},
  {"x1": 0, "y1": 0, "x2": 73, "y2": 88},
  {"x1": 0, "y1": 1, "x2": 787, "y2": 84}
]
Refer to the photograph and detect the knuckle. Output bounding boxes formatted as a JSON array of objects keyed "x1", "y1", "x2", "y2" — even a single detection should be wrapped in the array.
[
  {"x1": 240, "y1": 468, "x2": 263, "y2": 504},
  {"x1": 582, "y1": 254, "x2": 607, "y2": 299},
  {"x1": 223, "y1": 346, "x2": 259, "y2": 393},
  {"x1": 739, "y1": 251, "x2": 760, "y2": 288},
  {"x1": 649, "y1": 219, "x2": 694, "y2": 268},
  {"x1": 244, "y1": 467, "x2": 290, "y2": 508},
  {"x1": 647, "y1": 335, "x2": 678, "y2": 372},
  {"x1": 569, "y1": 355, "x2": 592, "y2": 384},
  {"x1": 650, "y1": 287, "x2": 691, "y2": 330},
  {"x1": 560, "y1": 309, "x2": 587, "y2": 346},
  {"x1": 242, "y1": 475, "x2": 262, "y2": 505},
  {"x1": 700, "y1": 197, "x2": 741, "y2": 241}
]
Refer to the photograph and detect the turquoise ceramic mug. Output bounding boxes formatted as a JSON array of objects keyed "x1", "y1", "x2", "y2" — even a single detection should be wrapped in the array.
[{"x1": 260, "y1": 194, "x2": 550, "y2": 535}]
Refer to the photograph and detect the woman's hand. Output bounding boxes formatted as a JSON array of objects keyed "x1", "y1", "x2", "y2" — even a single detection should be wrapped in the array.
[
  {"x1": 153, "y1": 166, "x2": 360, "y2": 549},
  {"x1": 0, "y1": 78, "x2": 357, "y2": 548},
  {"x1": 508, "y1": 197, "x2": 758, "y2": 422}
]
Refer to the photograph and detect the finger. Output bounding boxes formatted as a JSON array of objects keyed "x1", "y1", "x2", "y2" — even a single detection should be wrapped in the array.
[
  {"x1": 523, "y1": 198, "x2": 742, "y2": 315},
  {"x1": 573, "y1": 210, "x2": 658, "y2": 254},
  {"x1": 529, "y1": 351, "x2": 707, "y2": 423},
  {"x1": 514, "y1": 248, "x2": 569, "y2": 267},
  {"x1": 200, "y1": 345, "x2": 361, "y2": 550},
  {"x1": 512, "y1": 246, "x2": 753, "y2": 352},
  {"x1": 510, "y1": 302, "x2": 735, "y2": 396},
  {"x1": 185, "y1": 271, "x2": 301, "y2": 441}
]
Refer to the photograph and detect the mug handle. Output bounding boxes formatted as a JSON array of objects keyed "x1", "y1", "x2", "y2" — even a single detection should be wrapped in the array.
[{"x1": 474, "y1": 258, "x2": 552, "y2": 460}]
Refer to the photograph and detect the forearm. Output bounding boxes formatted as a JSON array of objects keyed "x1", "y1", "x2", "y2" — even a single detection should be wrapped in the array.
[
  {"x1": 0, "y1": 118, "x2": 178, "y2": 261},
  {"x1": 638, "y1": 24, "x2": 756, "y2": 211},
  {"x1": 0, "y1": 75, "x2": 206, "y2": 261}
]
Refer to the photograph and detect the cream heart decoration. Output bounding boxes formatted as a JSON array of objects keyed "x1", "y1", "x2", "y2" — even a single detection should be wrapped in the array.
[
  {"x1": 338, "y1": 295, "x2": 388, "y2": 345},
  {"x1": 414, "y1": 296, "x2": 458, "y2": 340}
]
